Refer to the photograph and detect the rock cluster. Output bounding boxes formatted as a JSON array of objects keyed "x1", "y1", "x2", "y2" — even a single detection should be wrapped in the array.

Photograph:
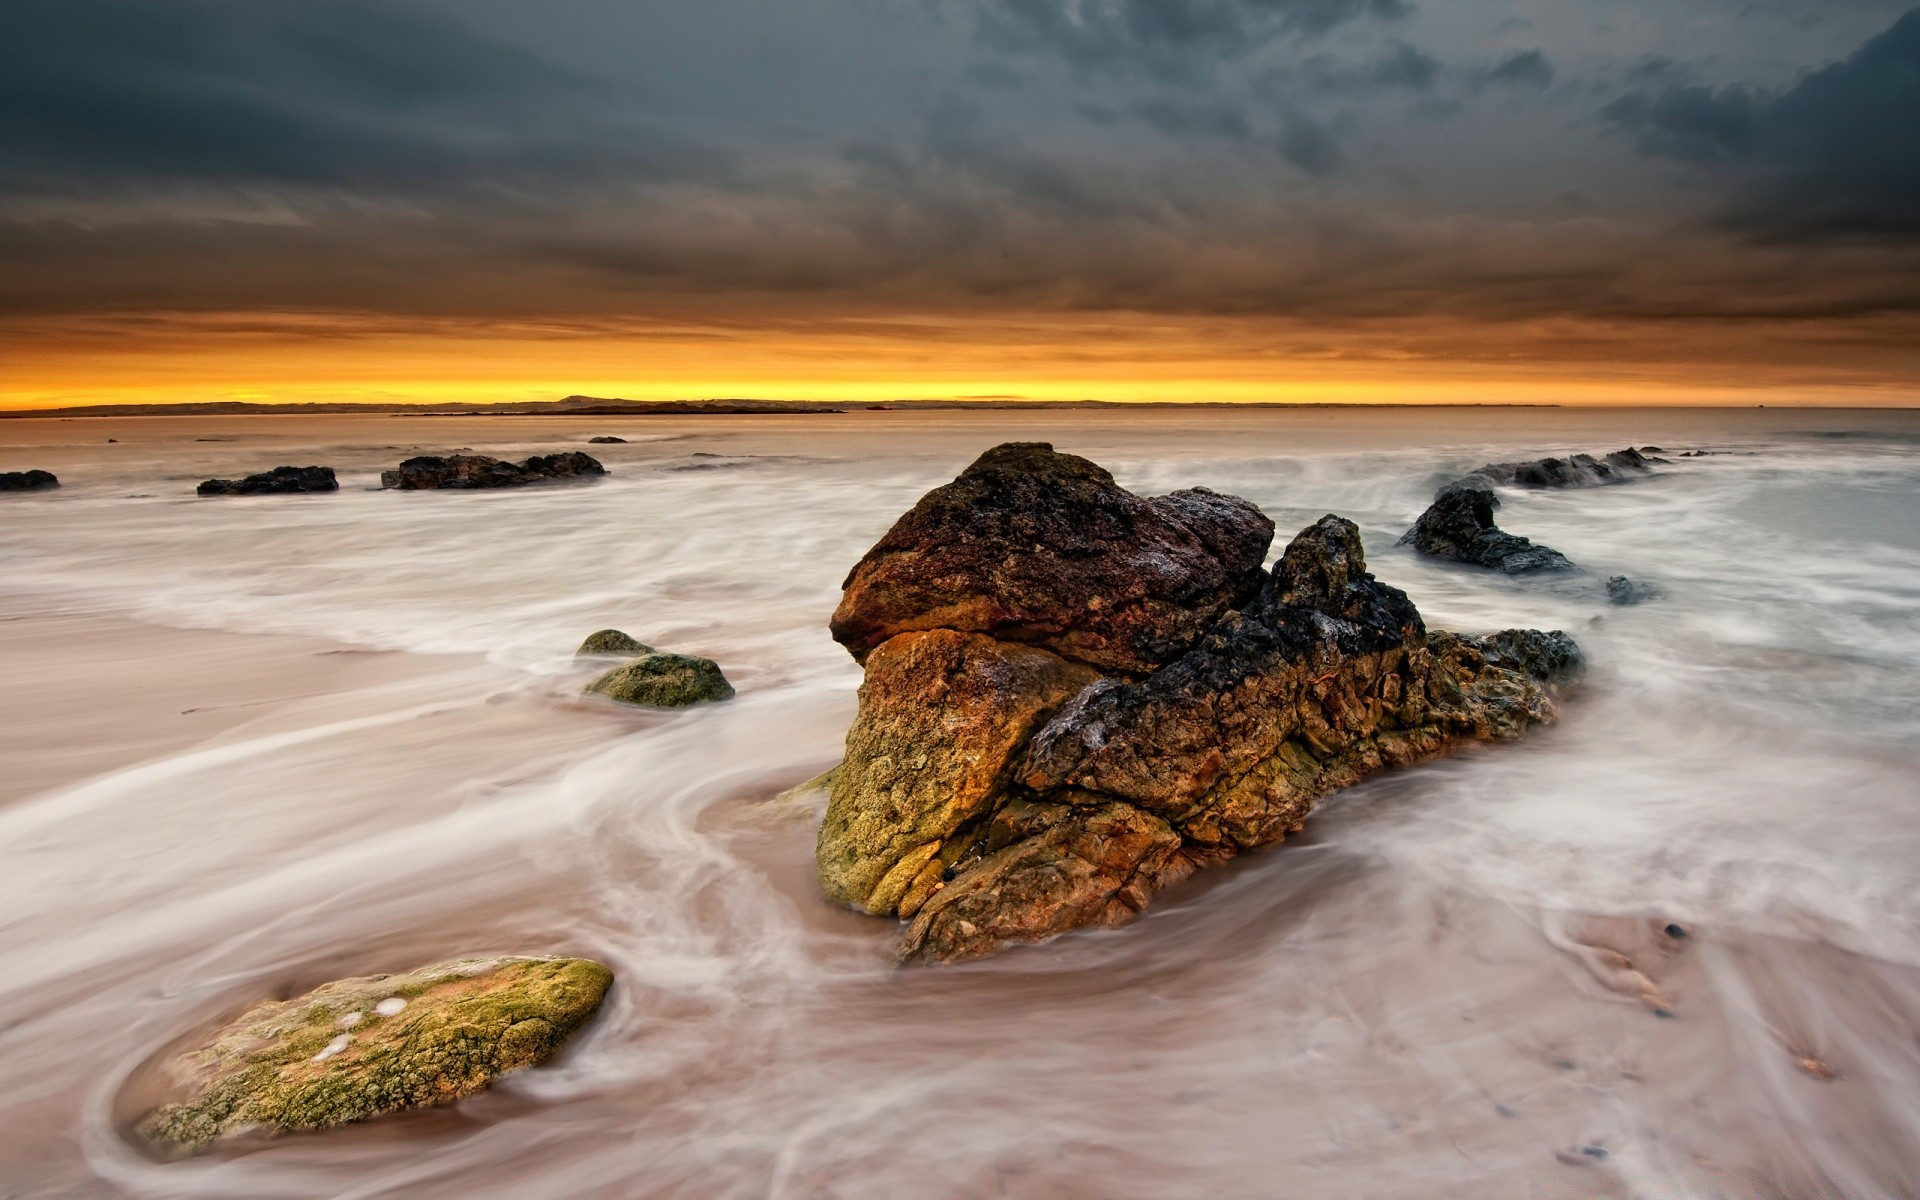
[
  {"x1": 1402, "y1": 446, "x2": 1675, "y2": 586},
  {"x1": 197, "y1": 465, "x2": 338, "y2": 496},
  {"x1": 1397, "y1": 478, "x2": 1576, "y2": 575},
  {"x1": 381, "y1": 452, "x2": 605, "y2": 490},
  {"x1": 0, "y1": 469, "x2": 59, "y2": 491},
  {"x1": 816, "y1": 444, "x2": 1582, "y2": 964},
  {"x1": 577, "y1": 628, "x2": 735, "y2": 707},
  {"x1": 1471, "y1": 447, "x2": 1665, "y2": 489},
  {"x1": 139, "y1": 956, "x2": 612, "y2": 1152}
]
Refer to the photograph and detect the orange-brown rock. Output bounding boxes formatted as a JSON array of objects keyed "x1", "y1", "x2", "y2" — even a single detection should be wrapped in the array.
[
  {"x1": 829, "y1": 443, "x2": 1273, "y2": 675},
  {"x1": 815, "y1": 629, "x2": 1098, "y2": 915},
  {"x1": 817, "y1": 447, "x2": 1585, "y2": 965}
]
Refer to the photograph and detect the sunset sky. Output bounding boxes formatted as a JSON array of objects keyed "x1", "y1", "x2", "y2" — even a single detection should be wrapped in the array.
[{"x1": 4, "y1": 0, "x2": 1918, "y2": 409}]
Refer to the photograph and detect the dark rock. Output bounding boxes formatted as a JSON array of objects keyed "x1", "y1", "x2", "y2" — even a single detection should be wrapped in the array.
[
  {"x1": 585, "y1": 652, "x2": 734, "y2": 707},
  {"x1": 576, "y1": 629, "x2": 651, "y2": 658},
  {"x1": 197, "y1": 465, "x2": 338, "y2": 496},
  {"x1": 1664, "y1": 923, "x2": 1687, "y2": 939},
  {"x1": 0, "y1": 469, "x2": 59, "y2": 491},
  {"x1": 1471, "y1": 447, "x2": 1662, "y2": 489},
  {"x1": 1607, "y1": 575, "x2": 1661, "y2": 605},
  {"x1": 830, "y1": 442, "x2": 1275, "y2": 674},
  {"x1": 816, "y1": 452, "x2": 1584, "y2": 965},
  {"x1": 1398, "y1": 479, "x2": 1576, "y2": 575},
  {"x1": 380, "y1": 452, "x2": 605, "y2": 490},
  {"x1": 587, "y1": 436, "x2": 627, "y2": 444}
]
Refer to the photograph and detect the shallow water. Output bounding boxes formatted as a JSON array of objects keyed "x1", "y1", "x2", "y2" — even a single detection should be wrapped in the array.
[{"x1": 1, "y1": 407, "x2": 1917, "y2": 1197}]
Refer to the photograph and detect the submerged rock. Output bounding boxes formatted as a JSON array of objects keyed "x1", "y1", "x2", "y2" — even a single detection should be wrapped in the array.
[
  {"x1": 138, "y1": 956, "x2": 612, "y2": 1152},
  {"x1": 1472, "y1": 447, "x2": 1663, "y2": 488},
  {"x1": 1607, "y1": 575, "x2": 1661, "y2": 605},
  {"x1": 576, "y1": 629, "x2": 651, "y2": 658},
  {"x1": 1398, "y1": 479, "x2": 1576, "y2": 574},
  {"x1": 817, "y1": 447, "x2": 1583, "y2": 965},
  {"x1": 380, "y1": 452, "x2": 605, "y2": 490},
  {"x1": 830, "y1": 442, "x2": 1274, "y2": 675},
  {"x1": 0, "y1": 469, "x2": 59, "y2": 491},
  {"x1": 197, "y1": 466, "x2": 338, "y2": 496},
  {"x1": 587, "y1": 436, "x2": 627, "y2": 444},
  {"x1": 586, "y1": 652, "x2": 734, "y2": 707}
]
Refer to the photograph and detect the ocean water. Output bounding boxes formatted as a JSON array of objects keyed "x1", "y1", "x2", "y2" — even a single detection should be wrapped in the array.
[{"x1": 0, "y1": 407, "x2": 1917, "y2": 1198}]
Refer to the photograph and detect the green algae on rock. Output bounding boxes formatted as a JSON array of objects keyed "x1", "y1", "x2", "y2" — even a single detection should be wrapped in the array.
[
  {"x1": 139, "y1": 955, "x2": 612, "y2": 1152},
  {"x1": 585, "y1": 652, "x2": 734, "y2": 707},
  {"x1": 576, "y1": 629, "x2": 652, "y2": 658}
]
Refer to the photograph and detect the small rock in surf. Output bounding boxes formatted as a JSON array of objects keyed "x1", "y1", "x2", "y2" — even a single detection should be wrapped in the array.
[
  {"x1": 197, "y1": 466, "x2": 339, "y2": 496},
  {"x1": 380, "y1": 452, "x2": 605, "y2": 490},
  {"x1": 1471, "y1": 447, "x2": 1665, "y2": 488},
  {"x1": 0, "y1": 469, "x2": 60, "y2": 491},
  {"x1": 576, "y1": 628, "x2": 652, "y2": 658},
  {"x1": 1399, "y1": 478, "x2": 1576, "y2": 574},
  {"x1": 1607, "y1": 575, "x2": 1661, "y2": 605},
  {"x1": 585, "y1": 652, "x2": 735, "y2": 707},
  {"x1": 137, "y1": 955, "x2": 612, "y2": 1152}
]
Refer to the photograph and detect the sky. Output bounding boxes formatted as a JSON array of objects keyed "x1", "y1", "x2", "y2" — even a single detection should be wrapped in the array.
[{"x1": 3, "y1": 0, "x2": 1918, "y2": 408}]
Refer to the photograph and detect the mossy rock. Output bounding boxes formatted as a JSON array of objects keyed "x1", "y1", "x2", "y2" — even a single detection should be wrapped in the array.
[
  {"x1": 585, "y1": 653, "x2": 735, "y2": 708},
  {"x1": 139, "y1": 955, "x2": 612, "y2": 1152},
  {"x1": 576, "y1": 629, "x2": 651, "y2": 658}
]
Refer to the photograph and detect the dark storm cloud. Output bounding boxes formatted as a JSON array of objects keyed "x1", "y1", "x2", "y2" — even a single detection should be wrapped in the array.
[
  {"x1": 1476, "y1": 49, "x2": 1556, "y2": 90},
  {"x1": 975, "y1": 0, "x2": 1413, "y2": 80},
  {"x1": 1605, "y1": 7, "x2": 1920, "y2": 239},
  {"x1": 1, "y1": 0, "x2": 1917, "y2": 369},
  {"x1": 0, "y1": 0, "x2": 724, "y2": 199}
]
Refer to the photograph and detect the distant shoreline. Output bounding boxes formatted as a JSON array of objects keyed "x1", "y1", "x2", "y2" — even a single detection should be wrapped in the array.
[{"x1": 5, "y1": 396, "x2": 1914, "y2": 418}]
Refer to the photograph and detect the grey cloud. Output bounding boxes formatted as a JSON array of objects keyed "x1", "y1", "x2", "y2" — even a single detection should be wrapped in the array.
[
  {"x1": 1604, "y1": 6, "x2": 1920, "y2": 239},
  {"x1": 975, "y1": 0, "x2": 1413, "y2": 81},
  {"x1": 1480, "y1": 50, "x2": 1556, "y2": 90},
  {"x1": 0, "y1": 0, "x2": 725, "y2": 202},
  {"x1": 1273, "y1": 109, "x2": 1344, "y2": 172}
]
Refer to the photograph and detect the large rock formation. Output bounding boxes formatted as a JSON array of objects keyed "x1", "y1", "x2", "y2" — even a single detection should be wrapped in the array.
[
  {"x1": 817, "y1": 445, "x2": 1583, "y2": 964},
  {"x1": 381, "y1": 452, "x2": 605, "y2": 490},
  {"x1": 139, "y1": 956, "x2": 611, "y2": 1152},
  {"x1": 197, "y1": 465, "x2": 338, "y2": 496},
  {"x1": 0, "y1": 469, "x2": 59, "y2": 491},
  {"x1": 1398, "y1": 478, "x2": 1577, "y2": 575}
]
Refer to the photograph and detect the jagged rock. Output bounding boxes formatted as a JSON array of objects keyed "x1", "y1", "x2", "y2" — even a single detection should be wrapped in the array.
[
  {"x1": 380, "y1": 452, "x2": 605, "y2": 490},
  {"x1": 817, "y1": 630, "x2": 1098, "y2": 915},
  {"x1": 816, "y1": 447, "x2": 1583, "y2": 966},
  {"x1": 197, "y1": 466, "x2": 338, "y2": 496},
  {"x1": 138, "y1": 956, "x2": 611, "y2": 1152},
  {"x1": 1607, "y1": 576, "x2": 1661, "y2": 605},
  {"x1": 1471, "y1": 447, "x2": 1663, "y2": 489},
  {"x1": 585, "y1": 652, "x2": 734, "y2": 707},
  {"x1": 830, "y1": 442, "x2": 1274, "y2": 675},
  {"x1": 576, "y1": 629, "x2": 651, "y2": 658},
  {"x1": 0, "y1": 469, "x2": 59, "y2": 491},
  {"x1": 587, "y1": 436, "x2": 627, "y2": 444},
  {"x1": 1398, "y1": 479, "x2": 1576, "y2": 574}
]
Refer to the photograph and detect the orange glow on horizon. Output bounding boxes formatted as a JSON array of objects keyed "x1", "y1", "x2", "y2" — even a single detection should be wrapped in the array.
[{"x1": 4, "y1": 309, "x2": 1917, "y2": 411}]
